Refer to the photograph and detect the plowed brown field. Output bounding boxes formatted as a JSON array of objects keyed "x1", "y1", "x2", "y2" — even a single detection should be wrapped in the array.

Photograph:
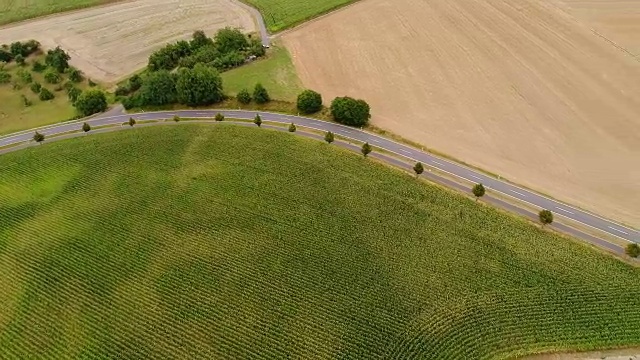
[
  {"x1": 0, "y1": 0, "x2": 256, "y2": 83},
  {"x1": 282, "y1": 0, "x2": 640, "y2": 226}
]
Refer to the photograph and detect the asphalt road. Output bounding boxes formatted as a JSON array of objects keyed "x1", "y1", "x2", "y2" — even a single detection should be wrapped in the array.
[
  {"x1": 1, "y1": 109, "x2": 638, "y2": 247},
  {"x1": 233, "y1": 0, "x2": 270, "y2": 46}
]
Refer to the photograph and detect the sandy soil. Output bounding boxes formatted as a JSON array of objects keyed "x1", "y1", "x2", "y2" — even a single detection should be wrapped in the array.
[
  {"x1": 0, "y1": 0, "x2": 256, "y2": 83},
  {"x1": 282, "y1": 0, "x2": 640, "y2": 226},
  {"x1": 555, "y1": 0, "x2": 640, "y2": 58}
]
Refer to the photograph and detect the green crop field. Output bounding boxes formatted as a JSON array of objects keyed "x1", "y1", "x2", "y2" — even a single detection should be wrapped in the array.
[
  {"x1": 243, "y1": 0, "x2": 357, "y2": 32},
  {"x1": 0, "y1": 124, "x2": 638, "y2": 359},
  {"x1": 0, "y1": 0, "x2": 115, "y2": 25},
  {"x1": 221, "y1": 44, "x2": 303, "y2": 102}
]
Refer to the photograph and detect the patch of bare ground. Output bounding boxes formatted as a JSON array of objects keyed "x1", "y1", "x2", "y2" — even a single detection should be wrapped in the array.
[
  {"x1": 0, "y1": 0, "x2": 256, "y2": 83},
  {"x1": 523, "y1": 347, "x2": 640, "y2": 360},
  {"x1": 282, "y1": 0, "x2": 640, "y2": 226}
]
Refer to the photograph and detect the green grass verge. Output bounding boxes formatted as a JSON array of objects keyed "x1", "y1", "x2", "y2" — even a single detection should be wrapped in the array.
[
  {"x1": 221, "y1": 44, "x2": 303, "y2": 102},
  {"x1": 0, "y1": 124, "x2": 638, "y2": 359},
  {"x1": 241, "y1": 0, "x2": 358, "y2": 32},
  {"x1": 0, "y1": 0, "x2": 118, "y2": 25}
]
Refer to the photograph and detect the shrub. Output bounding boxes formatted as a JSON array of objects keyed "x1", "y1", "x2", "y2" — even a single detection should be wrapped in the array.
[
  {"x1": 539, "y1": 210, "x2": 554, "y2": 227},
  {"x1": 74, "y1": 89, "x2": 107, "y2": 116},
  {"x1": 215, "y1": 113, "x2": 224, "y2": 121},
  {"x1": 173, "y1": 115, "x2": 181, "y2": 122},
  {"x1": 39, "y1": 88, "x2": 54, "y2": 101},
  {"x1": 624, "y1": 243, "x2": 639, "y2": 258},
  {"x1": 33, "y1": 131, "x2": 45, "y2": 143},
  {"x1": 472, "y1": 183, "x2": 486, "y2": 201},
  {"x1": 115, "y1": 84, "x2": 131, "y2": 97},
  {"x1": 237, "y1": 88, "x2": 251, "y2": 104},
  {"x1": 30, "y1": 82, "x2": 41, "y2": 93},
  {"x1": 44, "y1": 70, "x2": 61, "y2": 84},
  {"x1": 129, "y1": 74, "x2": 142, "y2": 92},
  {"x1": 32, "y1": 61, "x2": 46, "y2": 73},
  {"x1": 82, "y1": 122, "x2": 91, "y2": 132},
  {"x1": 324, "y1": 131, "x2": 334, "y2": 144},
  {"x1": 14, "y1": 54, "x2": 25, "y2": 66},
  {"x1": 45, "y1": 47, "x2": 70, "y2": 73},
  {"x1": 297, "y1": 90, "x2": 323, "y2": 114},
  {"x1": 253, "y1": 83, "x2": 270, "y2": 104},
  {"x1": 254, "y1": 114, "x2": 262, "y2": 127},
  {"x1": 128, "y1": 117, "x2": 136, "y2": 127},
  {"x1": 0, "y1": 49, "x2": 12, "y2": 62},
  {"x1": 413, "y1": 162, "x2": 424, "y2": 177},
  {"x1": 331, "y1": 97, "x2": 370, "y2": 127},
  {"x1": 68, "y1": 67, "x2": 83, "y2": 83},
  {"x1": 17, "y1": 69, "x2": 32, "y2": 84},
  {"x1": 361, "y1": 142, "x2": 372, "y2": 157},
  {"x1": 288, "y1": 123, "x2": 296, "y2": 132},
  {"x1": 68, "y1": 87, "x2": 82, "y2": 104},
  {"x1": 88, "y1": 79, "x2": 97, "y2": 87}
]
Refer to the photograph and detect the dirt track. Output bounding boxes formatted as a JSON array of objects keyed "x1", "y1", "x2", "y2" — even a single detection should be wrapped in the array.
[
  {"x1": 282, "y1": 0, "x2": 640, "y2": 226},
  {"x1": 0, "y1": 0, "x2": 256, "y2": 83}
]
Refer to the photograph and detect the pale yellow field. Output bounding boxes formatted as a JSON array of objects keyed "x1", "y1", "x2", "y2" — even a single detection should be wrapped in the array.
[
  {"x1": 0, "y1": 0, "x2": 256, "y2": 83},
  {"x1": 555, "y1": 0, "x2": 640, "y2": 57},
  {"x1": 282, "y1": 0, "x2": 640, "y2": 226}
]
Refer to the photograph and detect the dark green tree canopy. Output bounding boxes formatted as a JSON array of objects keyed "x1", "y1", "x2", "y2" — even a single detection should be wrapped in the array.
[
  {"x1": 45, "y1": 47, "x2": 71, "y2": 73},
  {"x1": 625, "y1": 243, "x2": 640, "y2": 258},
  {"x1": 190, "y1": 30, "x2": 214, "y2": 51},
  {"x1": 39, "y1": 88, "x2": 54, "y2": 101},
  {"x1": 297, "y1": 90, "x2": 323, "y2": 114},
  {"x1": 361, "y1": 142, "x2": 372, "y2": 157},
  {"x1": 215, "y1": 113, "x2": 225, "y2": 121},
  {"x1": 472, "y1": 183, "x2": 486, "y2": 199},
  {"x1": 139, "y1": 70, "x2": 176, "y2": 106},
  {"x1": 288, "y1": 123, "x2": 296, "y2": 132},
  {"x1": 214, "y1": 27, "x2": 249, "y2": 54},
  {"x1": 253, "y1": 83, "x2": 270, "y2": 104},
  {"x1": 33, "y1": 131, "x2": 45, "y2": 143},
  {"x1": 82, "y1": 122, "x2": 91, "y2": 132},
  {"x1": 237, "y1": 88, "x2": 251, "y2": 104},
  {"x1": 74, "y1": 89, "x2": 108, "y2": 117},
  {"x1": 254, "y1": 114, "x2": 262, "y2": 127},
  {"x1": 330, "y1": 97, "x2": 371, "y2": 127},
  {"x1": 539, "y1": 210, "x2": 554, "y2": 226},
  {"x1": 414, "y1": 162, "x2": 424, "y2": 176},
  {"x1": 175, "y1": 64, "x2": 224, "y2": 106},
  {"x1": 324, "y1": 131, "x2": 335, "y2": 144}
]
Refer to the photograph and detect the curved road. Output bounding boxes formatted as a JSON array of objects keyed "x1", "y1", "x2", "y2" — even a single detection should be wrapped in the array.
[{"x1": 1, "y1": 109, "x2": 638, "y2": 247}]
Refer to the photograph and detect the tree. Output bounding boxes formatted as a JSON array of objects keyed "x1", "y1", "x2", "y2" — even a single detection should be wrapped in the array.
[
  {"x1": 254, "y1": 114, "x2": 262, "y2": 127},
  {"x1": 33, "y1": 131, "x2": 45, "y2": 143},
  {"x1": 330, "y1": 97, "x2": 371, "y2": 127},
  {"x1": 68, "y1": 67, "x2": 83, "y2": 83},
  {"x1": 190, "y1": 30, "x2": 214, "y2": 51},
  {"x1": 39, "y1": 88, "x2": 54, "y2": 101},
  {"x1": 472, "y1": 183, "x2": 486, "y2": 201},
  {"x1": 138, "y1": 70, "x2": 176, "y2": 106},
  {"x1": 31, "y1": 60, "x2": 46, "y2": 73},
  {"x1": 324, "y1": 131, "x2": 334, "y2": 144},
  {"x1": 297, "y1": 90, "x2": 323, "y2": 114},
  {"x1": 173, "y1": 115, "x2": 181, "y2": 122},
  {"x1": 237, "y1": 88, "x2": 251, "y2": 104},
  {"x1": 10, "y1": 42, "x2": 25, "y2": 57},
  {"x1": 625, "y1": 243, "x2": 640, "y2": 258},
  {"x1": 74, "y1": 89, "x2": 107, "y2": 116},
  {"x1": 44, "y1": 47, "x2": 70, "y2": 73},
  {"x1": 413, "y1": 162, "x2": 424, "y2": 177},
  {"x1": 68, "y1": 87, "x2": 82, "y2": 104},
  {"x1": 128, "y1": 117, "x2": 136, "y2": 127},
  {"x1": 82, "y1": 122, "x2": 91, "y2": 132},
  {"x1": 175, "y1": 64, "x2": 224, "y2": 106},
  {"x1": 361, "y1": 142, "x2": 372, "y2": 157},
  {"x1": 0, "y1": 48, "x2": 12, "y2": 63},
  {"x1": 253, "y1": 83, "x2": 270, "y2": 104},
  {"x1": 214, "y1": 27, "x2": 248, "y2": 54},
  {"x1": 539, "y1": 209, "x2": 553, "y2": 227},
  {"x1": 215, "y1": 113, "x2": 224, "y2": 121},
  {"x1": 129, "y1": 74, "x2": 142, "y2": 92},
  {"x1": 288, "y1": 123, "x2": 296, "y2": 132}
]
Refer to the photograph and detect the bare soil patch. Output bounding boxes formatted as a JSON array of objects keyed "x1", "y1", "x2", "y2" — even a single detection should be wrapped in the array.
[
  {"x1": 523, "y1": 347, "x2": 640, "y2": 360},
  {"x1": 282, "y1": 0, "x2": 640, "y2": 226},
  {"x1": 0, "y1": 0, "x2": 256, "y2": 83}
]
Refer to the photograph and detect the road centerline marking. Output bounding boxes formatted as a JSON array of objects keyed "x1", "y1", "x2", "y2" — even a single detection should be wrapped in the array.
[
  {"x1": 555, "y1": 207, "x2": 574, "y2": 215},
  {"x1": 510, "y1": 189, "x2": 527, "y2": 197},
  {"x1": 608, "y1": 226, "x2": 629, "y2": 235}
]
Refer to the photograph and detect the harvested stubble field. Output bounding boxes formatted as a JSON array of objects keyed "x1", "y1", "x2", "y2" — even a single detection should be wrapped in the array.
[
  {"x1": 0, "y1": 0, "x2": 256, "y2": 83},
  {"x1": 282, "y1": 0, "x2": 640, "y2": 227},
  {"x1": 0, "y1": 125, "x2": 639, "y2": 359}
]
